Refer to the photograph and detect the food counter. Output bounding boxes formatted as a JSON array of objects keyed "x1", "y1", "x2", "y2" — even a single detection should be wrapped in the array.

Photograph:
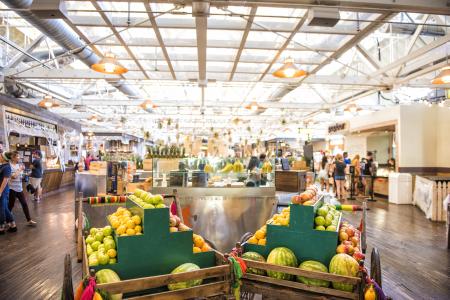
[
  {"x1": 275, "y1": 170, "x2": 308, "y2": 192},
  {"x1": 373, "y1": 176, "x2": 389, "y2": 197},
  {"x1": 42, "y1": 166, "x2": 76, "y2": 194},
  {"x1": 151, "y1": 186, "x2": 276, "y2": 252}
]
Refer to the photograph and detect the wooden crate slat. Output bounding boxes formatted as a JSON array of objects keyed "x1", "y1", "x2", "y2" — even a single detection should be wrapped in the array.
[
  {"x1": 126, "y1": 281, "x2": 230, "y2": 300},
  {"x1": 244, "y1": 259, "x2": 361, "y2": 284},
  {"x1": 244, "y1": 274, "x2": 358, "y2": 300},
  {"x1": 96, "y1": 265, "x2": 230, "y2": 294}
]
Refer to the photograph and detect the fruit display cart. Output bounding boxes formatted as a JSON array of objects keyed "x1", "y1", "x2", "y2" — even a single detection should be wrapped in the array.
[
  {"x1": 233, "y1": 186, "x2": 382, "y2": 300},
  {"x1": 76, "y1": 190, "x2": 232, "y2": 299}
]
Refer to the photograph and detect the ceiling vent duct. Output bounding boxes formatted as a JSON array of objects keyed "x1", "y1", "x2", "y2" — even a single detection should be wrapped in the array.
[
  {"x1": 306, "y1": 7, "x2": 340, "y2": 27},
  {"x1": 30, "y1": 0, "x2": 68, "y2": 19}
]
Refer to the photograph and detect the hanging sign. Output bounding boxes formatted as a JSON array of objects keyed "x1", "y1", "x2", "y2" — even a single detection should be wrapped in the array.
[{"x1": 328, "y1": 122, "x2": 348, "y2": 134}]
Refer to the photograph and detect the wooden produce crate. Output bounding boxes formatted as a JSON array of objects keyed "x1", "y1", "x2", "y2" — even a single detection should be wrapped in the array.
[
  {"x1": 89, "y1": 198, "x2": 217, "y2": 279},
  {"x1": 240, "y1": 259, "x2": 363, "y2": 300},
  {"x1": 245, "y1": 197, "x2": 341, "y2": 266}
]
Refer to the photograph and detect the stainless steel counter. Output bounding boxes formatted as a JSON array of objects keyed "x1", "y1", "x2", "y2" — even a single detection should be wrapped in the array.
[
  {"x1": 75, "y1": 172, "x2": 107, "y2": 197},
  {"x1": 151, "y1": 186, "x2": 277, "y2": 252}
]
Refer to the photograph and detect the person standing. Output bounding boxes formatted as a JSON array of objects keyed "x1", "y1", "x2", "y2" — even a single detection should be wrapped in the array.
[
  {"x1": 84, "y1": 153, "x2": 93, "y2": 171},
  {"x1": 333, "y1": 154, "x2": 347, "y2": 200},
  {"x1": 351, "y1": 154, "x2": 361, "y2": 196},
  {"x1": 362, "y1": 151, "x2": 374, "y2": 196},
  {"x1": 343, "y1": 152, "x2": 351, "y2": 165},
  {"x1": 8, "y1": 151, "x2": 36, "y2": 226},
  {"x1": 30, "y1": 150, "x2": 43, "y2": 202},
  {"x1": 0, "y1": 152, "x2": 16, "y2": 234},
  {"x1": 317, "y1": 155, "x2": 330, "y2": 192}
]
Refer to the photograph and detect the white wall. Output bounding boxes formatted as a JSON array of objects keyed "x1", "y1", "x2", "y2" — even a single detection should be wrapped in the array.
[
  {"x1": 367, "y1": 133, "x2": 391, "y2": 164},
  {"x1": 436, "y1": 107, "x2": 450, "y2": 168},
  {"x1": 344, "y1": 134, "x2": 367, "y2": 158}
]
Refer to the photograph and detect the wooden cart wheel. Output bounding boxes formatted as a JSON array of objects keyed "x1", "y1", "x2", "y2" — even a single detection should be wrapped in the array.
[
  {"x1": 371, "y1": 247, "x2": 382, "y2": 288},
  {"x1": 239, "y1": 232, "x2": 254, "y2": 244}
]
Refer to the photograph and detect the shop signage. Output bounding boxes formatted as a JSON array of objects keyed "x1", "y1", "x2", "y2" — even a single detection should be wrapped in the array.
[{"x1": 328, "y1": 122, "x2": 347, "y2": 134}]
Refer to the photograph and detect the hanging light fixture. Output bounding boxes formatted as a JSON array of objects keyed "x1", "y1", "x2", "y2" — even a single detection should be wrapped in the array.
[
  {"x1": 91, "y1": 52, "x2": 128, "y2": 74},
  {"x1": 139, "y1": 100, "x2": 157, "y2": 111},
  {"x1": 88, "y1": 115, "x2": 102, "y2": 122},
  {"x1": 431, "y1": 66, "x2": 450, "y2": 84},
  {"x1": 244, "y1": 101, "x2": 261, "y2": 111},
  {"x1": 38, "y1": 95, "x2": 59, "y2": 108},
  {"x1": 272, "y1": 57, "x2": 307, "y2": 78},
  {"x1": 345, "y1": 103, "x2": 361, "y2": 114}
]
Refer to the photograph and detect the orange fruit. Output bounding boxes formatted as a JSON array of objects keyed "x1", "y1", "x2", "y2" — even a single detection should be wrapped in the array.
[
  {"x1": 258, "y1": 238, "x2": 266, "y2": 246},
  {"x1": 201, "y1": 244, "x2": 211, "y2": 252},
  {"x1": 260, "y1": 225, "x2": 267, "y2": 233},
  {"x1": 248, "y1": 236, "x2": 258, "y2": 244},
  {"x1": 255, "y1": 230, "x2": 265, "y2": 240},
  {"x1": 126, "y1": 228, "x2": 136, "y2": 235},
  {"x1": 279, "y1": 218, "x2": 289, "y2": 226},
  {"x1": 194, "y1": 236, "x2": 205, "y2": 248},
  {"x1": 193, "y1": 246, "x2": 202, "y2": 253}
]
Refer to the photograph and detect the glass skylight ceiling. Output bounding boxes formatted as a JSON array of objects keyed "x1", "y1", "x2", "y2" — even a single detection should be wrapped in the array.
[{"x1": 0, "y1": 1, "x2": 449, "y2": 138}]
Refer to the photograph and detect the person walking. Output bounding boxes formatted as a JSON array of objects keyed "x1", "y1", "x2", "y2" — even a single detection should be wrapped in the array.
[
  {"x1": 8, "y1": 151, "x2": 36, "y2": 226},
  {"x1": 333, "y1": 154, "x2": 347, "y2": 200},
  {"x1": 0, "y1": 152, "x2": 16, "y2": 234},
  {"x1": 30, "y1": 150, "x2": 43, "y2": 202},
  {"x1": 317, "y1": 155, "x2": 330, "y2": 192},
  {"x1": 362, "y1": 151, "x2": 374, "y2": 196}
]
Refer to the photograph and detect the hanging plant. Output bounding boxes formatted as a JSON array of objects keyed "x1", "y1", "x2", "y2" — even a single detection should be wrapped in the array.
[
  {"x1": 213, "y1": 132, "x2": 219, "y2": 139},
  {"x1": 246, "y1": 126, "x2": 251, "y2": 132},
  {"x1": 144, "y1": 131, "x2": 151, "y2": 140},
  {"x1": 281, "y1": 119, "x2": 287, "y2": 126},
  {"x1": 210, "y1": 127, "x2": 214, "y2": 133},
  {"x1": 227, "y1": 129, "x2": 231, "y2": 135},
  {"x1": 120, "y1": 116, "x2": 127, "y2": 124},
  {"x1": 175, "y1": 123, "x2": 179, "y2": 130},
  {"x1": 167, "y1": 118, "x2": 172, "y2": 126},
  {"x1": 158, "y1": 120, "x2": 163, "y2": 129}
]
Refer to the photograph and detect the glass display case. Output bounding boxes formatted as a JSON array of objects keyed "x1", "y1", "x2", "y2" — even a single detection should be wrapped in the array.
[{"x1": 150, "y1": 157, "x2": 275, "y2": 188}]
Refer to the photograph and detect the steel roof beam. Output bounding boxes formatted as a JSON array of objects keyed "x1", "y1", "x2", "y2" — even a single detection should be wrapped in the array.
[
  {"x1": 144, "y1": 2, "x2": 176, "y2": 80},
  {"x1": 6, "y1": 34, "x2": 46, "y2": 69},
  {"x1": 195, "y1": 14, "x2": 208, "y2": 86},
  {"x1": 90, "y1": 0, "x2": 150, "y2": 80},
  {"x1": 229, "y1": 6, "x2": 257, "y2": 81}
]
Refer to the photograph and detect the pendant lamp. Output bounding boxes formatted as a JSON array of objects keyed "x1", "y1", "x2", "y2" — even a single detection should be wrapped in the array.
[
  {"x1": 244, "y1": 101, "x2": 260, "y2": 111},
  {"x1": 91, "y1": 52, "x2": 128, "y2": 75},
  {"x1": 431, "y1": 66, "x2": 450, "y2": 84},
  {"x1": 272, "y1": 57, "x2": 307, "y2": 78},
  {"x1": 140, "y1": 100, "x2": 157, "y2": 110},
  {"x1": 38, "y1": 95, "x2": 59, "y2": 108}
]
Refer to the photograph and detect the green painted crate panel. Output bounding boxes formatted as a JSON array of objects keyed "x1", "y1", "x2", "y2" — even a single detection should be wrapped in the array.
[
  {"x1": 92, "y1": 198, "x2": 216, "y2": 280},
  {"x1": 244, "y1": 198, "x2": 339, "y2": 266}
]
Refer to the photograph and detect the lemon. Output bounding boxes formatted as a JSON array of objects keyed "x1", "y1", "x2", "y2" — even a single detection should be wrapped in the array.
[
  {"x1": 258, "y1": 238, "x2": 266, "y2": 245},
  {"x1": 126, "y1": 219, "x2": 136, "y2": 229},
  {"x1": 248, "y1": 236, "x2": 258, "y2": 244},
  {"x1": 134, "y1": 225, "x2": 142, "y2": 233},
  {"x1": 193, "y1": 246, "x2": 201, "y2": 253},
  {"x1": 255, "y1": 230, "x2": 265, "y2": 240},
  {"x1": 116, "y1": 225, "x2": 126, "y2": 235},
  {"x1": 126, "y1": 228, "x2": 136, "y2": 235},
  {"x1": 132, "y1": 215, "x2": 141, "y2": 225}
]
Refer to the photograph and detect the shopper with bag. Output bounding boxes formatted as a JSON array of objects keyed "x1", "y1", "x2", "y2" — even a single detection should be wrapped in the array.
[
  {"x1": 0, "y1": 152, "x2": 17, "y2": 234},
  {"x1": 333, "y1": 154, "x2": 347, "y2": 200},
  {"x1": 317, "y1": 155, "x2": 330, "y2": 192},
  {"x1": 8, "y1": 151, "x2": 36, "y2": 226}
]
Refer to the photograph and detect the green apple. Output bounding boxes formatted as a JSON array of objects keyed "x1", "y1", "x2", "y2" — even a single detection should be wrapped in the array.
[
  {"x1": 314, "y1": 216, "x2": 325, "y2": 226},
  {"x1": 144, "y1": 194, "x2": 152, "y2": 203},
  {"x1": 325, "y1": 214, "x2": 333, "y2": 226},
  {"x1": 143, "y1": 203, "x2": 155, "y2": 209},
  {"x1": 104, "y1": 239, "x2": 116, "y2": 251},
  {"x1": 91, "y1": 241, "x2": 101, "y2": 251},
  {"x1": 315, "y1": 225, "x2": 326, "y2": 231},
  {"x1": 88, "y1": 256, "x2": 99, "y2": 267},
  {"x1": 102, "y1": 226, "x2": 112, "y2": 237},
  {"x1": 103, "y1": 235, "x2": 113, "y2": 241},
  {"x1": 156, "y1": 203, "x2": 166, "y2": 208},
  {"x1": 95, "y1": 231, "x2": 104, "y2": 242},
  {"x1": 326, "y1": 225, "x2": 337, "y2": 231},
  {"x1": 151, "y1": 194, "x2": 164, "y2": 205},
  {"x1": 109, "y1": 258, "x2": 117, "y2": 264},
  {"x1": 85, "y1": 235, "x2": 95, "y2": 245},
  {"x1": 317, "y1": 206, "x2": 329, "y2": 217},
  {"x1": 86, "y1": 245, "x2": 93, "y2": 256},
  {"x1": 98, "y1": 244, "x2": 105, "y2": 252},
  {"x1": 90, "y1": 228, "x2": 98, "y2": 236},
  {"x1": 98, "y1": 252, "x2": 109, "y2": 265}
]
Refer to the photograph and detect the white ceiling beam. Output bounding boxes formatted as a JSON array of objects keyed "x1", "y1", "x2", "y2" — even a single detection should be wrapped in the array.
[
  {"x1": 144, "y1": 2, "x2": 176, "y2": 80},
  {"x1": 395, "y1": 60, "x2": 449, "y2": 85},
  {"x1": 393, "y1": 14, "x2": 429, "y2": 77},
  {"x1": 195, "y1": 14, "x2": 207, "y2": 86},
  {"x1": 355, "y1": 44, "x2": 390, "y2": 78},
  {"x1": 6, "y1": 34, "x2": 46, "y2": 68},
  {"x1": 372, "y1": 33, "x2": 450, "y2": 78},
  {"x1": 258, "y1": 14, "x2": 308, "y2": 82},
  {"x1": 229, "y1": 6, "x2": 257, "y2": 81}
]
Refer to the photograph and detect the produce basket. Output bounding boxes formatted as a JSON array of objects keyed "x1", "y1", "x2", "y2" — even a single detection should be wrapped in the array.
[
  {"x1": 234, "y1": 193, "x2": 382, "y2": 300},
  {"x1": 79, "y1": 191, "x2": 232, "y2": 298}
]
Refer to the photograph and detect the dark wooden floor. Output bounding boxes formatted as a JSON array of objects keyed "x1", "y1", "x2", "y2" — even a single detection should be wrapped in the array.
[{"x1": 0, "y1": 188, "x2": 448, "y2": 300}]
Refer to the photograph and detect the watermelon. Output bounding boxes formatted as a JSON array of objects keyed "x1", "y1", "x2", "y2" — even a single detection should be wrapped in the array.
[
  {"x1": 242, "y1": 251, "x2": 266, "y2": 275},
  {"x1": 266, "y1": 247, "x2": 298, "y2": 280},
  {"x1": 329, "y1": 254, "x2": 359, "y2": 291},
  {"x1": 168, "y1": 263, "x2": 202, "y2": 291},
  {"x1": 296, "y1": 260, "x2": 330, "y2": 287},
  {"x1": 95, "y1": 269, "x2": 122, "y2": 300}
]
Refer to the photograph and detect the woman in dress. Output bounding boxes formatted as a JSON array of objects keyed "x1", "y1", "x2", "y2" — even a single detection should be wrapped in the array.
[{"x1": 317, "y1": 155, "x2": 330, "y2": 192}]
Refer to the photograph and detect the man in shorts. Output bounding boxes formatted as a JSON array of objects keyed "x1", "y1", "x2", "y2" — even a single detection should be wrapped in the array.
[{"x1": 30, "y1": 150, "x2": 43, "y2": 202}]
